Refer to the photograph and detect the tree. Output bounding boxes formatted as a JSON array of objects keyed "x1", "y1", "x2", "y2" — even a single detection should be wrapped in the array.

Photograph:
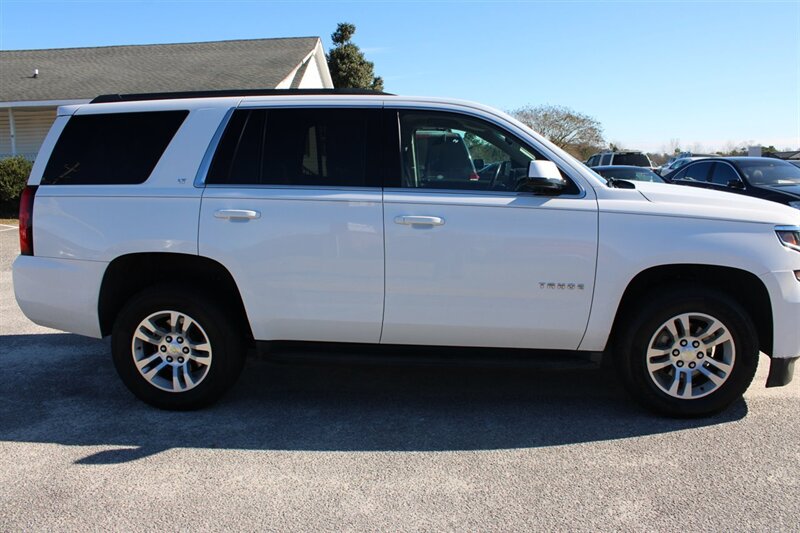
[
  {"x1": 510, "y1": 104, "x2": 604, "y2": 160},
  {"x1": 326, "y1": 22, "x2": 384, "y2": 91}
]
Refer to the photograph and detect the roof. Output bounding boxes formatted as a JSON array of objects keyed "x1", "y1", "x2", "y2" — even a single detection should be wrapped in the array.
[
  {"x1": 0, "y1": 37, "x2": 325, "y2": 103},
  {"x1": 91, "y1": 88, "x2": 389, "y2": 104}
]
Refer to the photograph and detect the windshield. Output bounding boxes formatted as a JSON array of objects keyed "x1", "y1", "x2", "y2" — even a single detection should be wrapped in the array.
[
  {"x1": 736, "y1": 160, "x2": 800, "y2": 185},
  {"x1": 613, "y1": 153, "x2": 651, "y2": 167},
  {"x1": 596, "y1": 167, "x2": 664, "y2": 183}
]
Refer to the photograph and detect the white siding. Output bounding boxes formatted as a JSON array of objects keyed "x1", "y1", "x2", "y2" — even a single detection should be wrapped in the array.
[
  {"x1": 298, "y1": 59, "x2": 323, "y2": 88},
  {"x1": 0, "y1": 112, "x2": 10, "y2": 156},
  {"x1": 0, "y1": 107, "x2": 57, "y2": 160}
]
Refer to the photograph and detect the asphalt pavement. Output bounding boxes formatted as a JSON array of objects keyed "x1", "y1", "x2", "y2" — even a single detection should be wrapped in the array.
[{"x1": 1, "y1": 225, "x2": 799, "y2": 531}]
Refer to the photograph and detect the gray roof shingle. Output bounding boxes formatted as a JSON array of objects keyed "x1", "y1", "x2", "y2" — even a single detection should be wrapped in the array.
[{"x1": 0, "y1": 37, "x2": 321, "y2": 102}]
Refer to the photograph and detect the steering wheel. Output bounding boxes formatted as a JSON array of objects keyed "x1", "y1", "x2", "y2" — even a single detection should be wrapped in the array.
[{"x1": 488, "y1": 161, "x2": 507, "y2": 190}]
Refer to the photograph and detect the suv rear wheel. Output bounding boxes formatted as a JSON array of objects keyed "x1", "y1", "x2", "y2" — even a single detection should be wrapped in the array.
[
  {"x1": 111, "y1": 286, "x2": 245, "y2": 410},
  {"x1": 615, "y1": 286, "x2": 759, "y2": 417}
]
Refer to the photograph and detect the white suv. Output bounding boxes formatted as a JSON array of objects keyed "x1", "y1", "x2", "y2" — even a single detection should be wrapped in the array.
[{"x1": 13, "y1": 89, "x2": 800, "y2": 416}]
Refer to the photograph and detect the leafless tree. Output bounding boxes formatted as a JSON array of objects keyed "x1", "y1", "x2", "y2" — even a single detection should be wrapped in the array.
[{"x1": 510, "y1": 104, "x2": 604, "y2": 160}]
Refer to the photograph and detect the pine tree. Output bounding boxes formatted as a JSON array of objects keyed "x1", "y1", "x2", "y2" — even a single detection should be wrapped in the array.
[{"x1": 326, "y1": 23, "x2": 384, "y2": 91}]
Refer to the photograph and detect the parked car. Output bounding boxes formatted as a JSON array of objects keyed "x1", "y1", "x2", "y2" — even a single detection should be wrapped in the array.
[
  {"x1": 586, "y1": 151, "x2": 654, "y2": 169},
  {"x1": 659, "y1": 156, "x2": 709, "y2": 178},
  {"x1": 592, "y1": 165, "x2": 665, "y2": 183},
  {"x1": 788, "y1": 160, "x2": 800, "y2": 169},
  {"x1": 13, "y1": 89, "x2": 800, "y2": 417},
  {"x1": 667, "y1": 157, "x2": 800, "y2": 210}
]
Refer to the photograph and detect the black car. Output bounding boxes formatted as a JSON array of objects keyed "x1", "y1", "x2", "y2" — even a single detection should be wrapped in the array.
[
  {"x1": 592, "y1": 165, "x2": 665, "y2": 183},
  {"x1": 666, "y1": 157, "x2": 800, "y2": 209}
]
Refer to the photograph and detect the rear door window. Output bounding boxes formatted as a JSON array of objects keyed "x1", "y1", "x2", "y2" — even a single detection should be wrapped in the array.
[
  {"x1": 42, "y1": 111, "x2": 188, "y2": 185},
  {"x1": 710, "y1": 162, "x2": 741, "y2": 186},
  {"x1": 678, "y1": 161, "x2": 713, "y2": 182},
  {"x1": 206, "y1": 108, "x2": 382, "y2": 187},
  {"x1": 600, "y1": 154, "x2": 612, "y2": 165}
]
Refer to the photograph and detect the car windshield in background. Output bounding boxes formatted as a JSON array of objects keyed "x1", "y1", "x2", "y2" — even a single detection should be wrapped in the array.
[
  {"x1": 736, "y1": 160, "x2": 800, "y2": 186},
  {"x1": 613, "y1": 153, "x2": 650, "y2": 166},
  {"x1": 596, "y1": 167, "x2": 664, "y2": 182}
]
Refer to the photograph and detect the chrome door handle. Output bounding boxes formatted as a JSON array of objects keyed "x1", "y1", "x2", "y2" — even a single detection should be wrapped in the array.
[
  {"x1": 393, "y1": 215, "x2": 445, "y2": 226},
  {"x1": 214, "y1": 209, "x2": 261, "y2": 220}
]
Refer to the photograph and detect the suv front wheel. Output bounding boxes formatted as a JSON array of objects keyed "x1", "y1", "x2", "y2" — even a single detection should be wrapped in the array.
[
  {"x1": 615, "y1": 286, "x2": 759, "y2": 417},
  {"x1": 111, "y1": 286, "x2": 245, "y2": 410}
]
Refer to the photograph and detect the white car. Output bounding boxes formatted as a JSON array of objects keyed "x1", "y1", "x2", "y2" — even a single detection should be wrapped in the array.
[{"x1": 13, "y1": 89, "x2": 800, "y2": 416}]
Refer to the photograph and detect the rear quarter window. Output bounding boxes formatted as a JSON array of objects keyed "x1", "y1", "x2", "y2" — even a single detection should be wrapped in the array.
[
  {"x1": 41, "y1": 110, "x2": 188, "y2": 185},
  {"x1": 612, "y1": 153, "x2": 650, "y2": 167}
]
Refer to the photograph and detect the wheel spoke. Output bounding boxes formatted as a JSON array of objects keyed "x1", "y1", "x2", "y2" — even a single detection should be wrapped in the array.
[
  {"x1": 143, "y1": 360, "x2": 168, "y2": 381},
  {"x1": 192, "y1": 342, "x2": 211, "y2": 353},
  {"x1": 145, "y1": 317, "x2": 167, "y2": 337},
  {"x1": 648, "y1": 357, "x2": 673, "y2": 372},
  {"x1": 704, "y1": 330, "x2": 733, "y2": 349},
  {"x1": 664, "y1": 320, "x2": 680, "y2": 342},
  {"x1": 667, "y1": 371, "x2": 681, "y2": 396},
  {"x1": 704, "y1": 357, "x2": 733, "y2": 375},
  {"x1": 189, "y1": 353, "x2": 212, "y2": 367},
  {"x1": 181, "y1": 316, "x2": 197, "y2": 336},
  {"x1": 699, "y1": 365, "x2": 725, "y2": 386},
  {"x1": 181, "y1": 364, "x2": 194, "y2": 387},
  {"x1": 679, "y1": 371, "x2": 693, "y2": 398},
  {"x1": 134, "y1": 328, "x2": 159, "y2": 344},
  {"x1": 135, "y1": 353, "x2": 161, "y2": 370},
  {"x1": 647, "y1": 346, "x2": 670, "y2": 358},
  {"x1": 169, "y1": 312, "x2": 182, "y2": 333},
  {"x1": 172, "y1": 365, "x2": 182, "y2": 391}
]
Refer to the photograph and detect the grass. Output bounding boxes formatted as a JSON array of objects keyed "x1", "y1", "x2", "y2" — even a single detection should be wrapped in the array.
[{"x1": 0, "y1": 219, "x2": 18, "y2": 226}]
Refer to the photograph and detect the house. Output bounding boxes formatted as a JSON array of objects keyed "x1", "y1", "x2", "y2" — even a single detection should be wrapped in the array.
[
  {"x1": 767, "y1": 150, "x2": 800, "y2": 161},
  {"x1": 0, "y1": 37, "x2": 333, "y2": 160}
]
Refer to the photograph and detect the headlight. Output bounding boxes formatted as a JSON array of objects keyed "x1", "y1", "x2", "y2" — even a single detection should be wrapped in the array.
[
  {"x1": 776, "y1": 226, "x2": 800, "y2": 252},
  {"x1": 789, "y1": 201, "x2": 800, "y2": 210}
]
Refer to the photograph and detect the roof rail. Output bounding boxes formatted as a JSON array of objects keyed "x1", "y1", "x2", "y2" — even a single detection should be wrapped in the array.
[{"x1": 91, "y1": 88, "x2": 392, "y2": 104}]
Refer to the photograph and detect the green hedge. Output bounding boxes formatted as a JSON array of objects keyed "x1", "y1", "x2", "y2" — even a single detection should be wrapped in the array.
[{"x1": 0, "y1": 156, "x2": 33, "y2": 218}]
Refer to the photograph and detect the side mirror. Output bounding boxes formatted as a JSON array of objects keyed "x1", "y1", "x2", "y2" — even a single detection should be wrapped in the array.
[
  {"x1": 519, "y1": 160, "x2": 568, "y2": 194},
  {"x1": 727, "y1": 179, "x2": 745, "y2": 190}
]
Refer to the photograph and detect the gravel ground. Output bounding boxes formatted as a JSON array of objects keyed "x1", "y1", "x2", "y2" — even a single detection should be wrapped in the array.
[{"x1": 1, "y1": 227, "x2": 799, "y2": 531}]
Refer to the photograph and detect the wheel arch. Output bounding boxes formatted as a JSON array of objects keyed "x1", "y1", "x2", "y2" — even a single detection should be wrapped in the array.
[
  {"x1": 608, "y1": 264, "x2": 773, "y2": 357},
  {"x1": 98, "y1": 252, "x2": 253, "y2": 341}
]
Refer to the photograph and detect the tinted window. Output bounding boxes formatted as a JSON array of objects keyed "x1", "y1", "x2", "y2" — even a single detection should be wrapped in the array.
[
  {"x1": 735, "y1": 159, "x2": 800, "y2": 185},
  {"x1": 587, "y1": 155, "x2": 599, "y2": 167},
  {"x1": 678, "y1": 161, "x2": 712, "y2": 182},
  {"x1": 207, "y1": 108, "x2": 381, "y2": 187},
  {"x1": 710, "y1": 163, "x2": 741, "y2": 186},
  {"x1": 612, "y1": 153, "x2": 650, "y2": 167},
  {"x1": 396, "y1": 110, "x2": 572, "y2": 193},
  {"x1": 669, "y1": 167, "x2": 688, "y2": 182},
  {"x1": 42, "y1": 111, "x2": 188, "y2": 185},
  {"x1": 600, "y1": 154, "x2": 612, "y2": 165}
]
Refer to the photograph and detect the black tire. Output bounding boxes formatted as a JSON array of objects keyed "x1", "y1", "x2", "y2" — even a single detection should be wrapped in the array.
[
  {"x1": 614, "y1": 285, "x2": 759, "y2": 417},
  {"x1": 111, "y1": 285, "x2": 245, "y2": 410}
]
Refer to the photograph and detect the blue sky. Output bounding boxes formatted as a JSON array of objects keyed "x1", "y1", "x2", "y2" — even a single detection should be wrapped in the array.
[{"x1": 1, "y1": 0, "x2": 798, "y2": 153}]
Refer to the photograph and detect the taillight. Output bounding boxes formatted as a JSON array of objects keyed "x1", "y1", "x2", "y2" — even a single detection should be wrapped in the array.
[{"x1": 19, "y1": 185, "x2": 37, "y2": 256}]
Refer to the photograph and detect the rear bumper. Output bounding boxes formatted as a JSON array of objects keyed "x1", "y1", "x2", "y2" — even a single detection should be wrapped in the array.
[{"x1": 12, "y1": 255, "x2": 106, "y2": 338}]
